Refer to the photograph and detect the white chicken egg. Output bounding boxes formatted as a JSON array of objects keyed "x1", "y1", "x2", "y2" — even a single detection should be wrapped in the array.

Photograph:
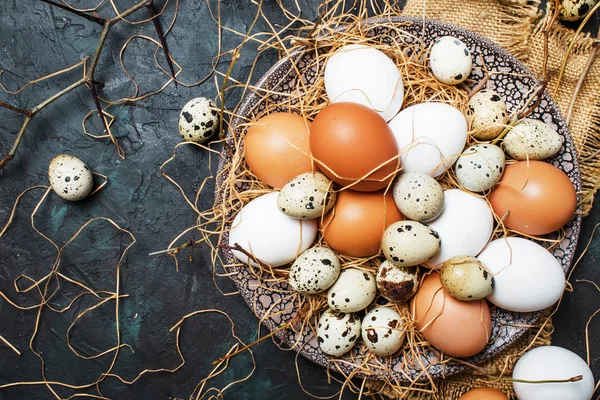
[
  {"x1": 425, "y1": 189, "x2": 494, "y2": 268},
  {"x1": 455, "y1": 144, "x2": 505, "y2": 192},
  {"x1": 388, "y1": 103, "x2": 468, "y2": 177},
  {"x1": 48, "y1": 154, "x2": 94, "y2": 201},
  {"x1": 513, "y1": 346, "x2": 594, "y2": 400},
  {"x1": 288, "y1": 246, "x2": 341, "y2": 294},
  {"x1": 429, "y1": 36, "x2": 473, "y2": 85},
  {"x1": 392, "y1": 172, "x2": 444, "y2": 222},
  {"x1": 327, "y1": 268, "x2": 376, "y2": 313},
  {"x1": 477, "y1": 237, "x2": 565, "y2": 312},
  {"x1": 324, "y1": 44, "x2": 404, "y2": 121},
  {"x1": 179, "y1": 97, "x2": 219, "y2": 143},
  {"x1": 317, "y1": 309, "x2": 361, "y2": 357},
  {"x1": 361, "y1": 307, "x2": 405, "y2": 356},
  {"x1": 228, "y1": 192, "x2": 317, "y2": 267}
]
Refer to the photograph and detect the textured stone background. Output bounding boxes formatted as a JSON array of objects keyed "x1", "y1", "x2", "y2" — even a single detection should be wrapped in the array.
[{"x1": 0, "y1": 1, "x2": 598, "y2": 399}]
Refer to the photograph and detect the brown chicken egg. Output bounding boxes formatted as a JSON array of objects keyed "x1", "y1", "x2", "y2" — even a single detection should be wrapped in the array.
[
  {"x1": 310, "y1": 102, "x2": 399, "y2": 192},
  {"x1": 321, "y1": 190, "x2": 403, "y2": 257},
  {"x1": 459, "y1": 388, "x2": 508, "y2": 400},
  {"x1": 489, "y1": 161, "x2": 577, "y2": 235},
  {"x1": 410, "y1": 272, "x2": 492, "y2": 358},
  {"x1": 244, "y1": 112, "x2": 314, "y2": 189}
]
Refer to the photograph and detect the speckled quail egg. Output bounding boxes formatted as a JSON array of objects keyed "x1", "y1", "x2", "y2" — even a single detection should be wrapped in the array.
[
  {"x1": 277, "y1": 172, "x2": 337, "y2": 219},
  {"x1": 440, "y1": 256, "x2": 494, "y2": 301},
  {"x1": 317, "y1": 308, "x2": 361, "y2": 357},
  {"x1": 361, "y1": 307, "x2": 406, "y2": 356},
  {"x1": 48, "y1": 155, "x2": 94, "y2": 201},
  {"x1": 467, "y1": 90, "x2": 509, "y2": 140},
  {"x1": 327, "y1": 268, "x2": 376, "y2": 313},
  {"x1": 559, "y1": 0, "x2": 598, "y2": 21},
  {"x1": 179, "y1": 97, "x2": 219, "y2": 143},
  {"x1": 429, "y1": 36, "x2": 473, "y2": 85},
  {"x1": 376, "y1": 261, "x2": 419, "y2": 303},
  {"x1": 455, "y1": 144, "x2": 505, "y2": 192},
  {"x1": 392, "y1": 172, "x2": 444, "y2": 222},
  {"x1": 288, "y1": 246, "x2": 341, "y2": 294},
  {"x1": 503, "y1": 119, "x2": 564, "y2": 161},
  {"x1": 382, "y1": 221, "x2": 440, "y2": 267}
]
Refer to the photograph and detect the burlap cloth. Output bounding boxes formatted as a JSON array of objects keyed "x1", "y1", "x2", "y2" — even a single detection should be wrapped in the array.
[{"x1": 365, "y1": 0, "x2": 600, "y2": 398}]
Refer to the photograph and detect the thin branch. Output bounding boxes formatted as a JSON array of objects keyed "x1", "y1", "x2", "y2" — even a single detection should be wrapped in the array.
[
  {"x1": 0, "y1": 116, "x2": 32, "y2": 169},
  {"x1": 88, "y1": 81, "x2": 117, "y2": 154},
  {"x1": 0, "y1": 100, "x2": 32, "y2": 116},
  {"x1": 146, "y1": 1, "x2": 177, "y2": 87},
  {"x1": 40, "y1": 0, "x2": 106, "y2": 25}
]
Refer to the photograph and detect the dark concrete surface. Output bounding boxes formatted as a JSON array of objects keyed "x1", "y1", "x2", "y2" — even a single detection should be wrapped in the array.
[{"x1": 0, "y1": 1, "x2": 598, "y2": 399}]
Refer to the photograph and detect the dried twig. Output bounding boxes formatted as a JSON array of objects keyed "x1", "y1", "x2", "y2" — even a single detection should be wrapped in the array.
[{"x1": 146, "y1": 1, "x2": 178, "y2": 86}]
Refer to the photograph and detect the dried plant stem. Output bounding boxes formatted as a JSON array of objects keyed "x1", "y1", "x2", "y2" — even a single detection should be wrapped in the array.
[
  {"x1": 40, "y1": 0, "x2": 105, "y2": 25},
  {"x1": 0, "y1": 334, "x2": 21, "y2": 355},
  {"x1": 146, "y1": 1, "x2": 177, "y2": 86},
  {"x1": 0, "y1": 0, "x2": 156, "y2": 170}
]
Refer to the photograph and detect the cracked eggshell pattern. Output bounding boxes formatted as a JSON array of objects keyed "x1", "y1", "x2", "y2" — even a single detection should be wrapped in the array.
[
  {"x1": 288, "y1": 246, "x2": 341, "y2": 294},
  {"x1": 503, "y1": 118, "x2": 564, "y2": 161},
  {"x1": 376, "y1": 261, "x2": 419, "y2": 303},
  {"x1": 48, "y1": 154, "x2": 93, "y2": 201},
  {"x1": 429, "y1": 36, "x2": 472, "y2": 85},
  {"x1": 324, "y1": 44, "x2": 404, "y2": 122},
  {"x1": 179, "y1": 97, "x2": 219, "y2": 143},
  {"x1": 425, "y1": 189, "x2": 494, "y2": 268},
  {"x1": 478, "y1": 237, "x2": 566, "y2": 312},
  {"x1": 467, "y1": 90, "x2": 509, "y2": 140},
  {"x1": 277, "y1": 172, "x2": 336, "y2": 219},
  {"x1": 317, "y1": 309, "x2": 361, "y2": 357},
  {"x1": 361, "y1": 307, "x2": 405, "y2": 356},
  {"x1": 392, "y1": 172, "x2": 444, "y2": 222},
  {"x1": 389, "y1": 102, "x2": 468, "y2": 177},
  {"x1": 455, "y1": 144, "x2": 505, "y2": 192},
  {"x1": 327, "y1": 268, "x2": 376, "y2": 313},
  {"x1": 218, "y1": 16, "x2": 582, "y2": 382},
  {"x1": 381, "y1": 221, "x2": 440, "y2": 267},
  {"x1": 440, "y1": 256, "x2": 494, "y2": 301},
  {"x1": 228, "y1": 192, "x2": 317, "y2": 267}
]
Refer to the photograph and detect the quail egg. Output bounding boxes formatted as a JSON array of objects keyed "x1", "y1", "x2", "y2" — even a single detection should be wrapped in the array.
[
  {"x1": 48, "y1": 154, "x2": 94, "y2": 201},
  {"x1": 277, "y1": 172, "x2": 337, "y2": 219},
  {"x1": 288, "y1": 247, "x2": 341, "y2": 294},
  {"x1": 455, "y1": 144, "x2": 505, "y2": 192},
  {"x1": 317, "y1": 308, "x2": 361, "y2": 357},
  {"x1": 179, "y1": 97, "x2": 219, "y2": 143},
  {"x1": 503, "y1": 119, "x2": 564, "y2": 161},
  {"x1": 382, "y1": 221, "x2": 441, "y2": 267},
  {"x1": 392, "y1": 172, "x2": 444, "y2": 222},
  {"x1": 467, "y1": 90, "x2": 509, "y2": 140},
  {"x1": 376, "y1": 260, "x2": 420, "y2": 303},
  {"x1": 440, "y1": 256, "x2": 494, "y2": 301},
  {"x1": 429, "y1": 36, "x2": 473, "y2": 85},
  {"x1": 361, "y1": 307, "x2": 406, "y2": 356},
  {"x1": 327, "y1": 268, "x2": 376, "y2": 313},
  {"x1": 559, "y1": 0, "x2": 598, "y2": 21}
]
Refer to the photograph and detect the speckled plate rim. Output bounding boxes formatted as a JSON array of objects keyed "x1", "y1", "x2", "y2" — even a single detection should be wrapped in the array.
[{"x1": 214, "y1": 15, "x2": 583, "y2": 382}]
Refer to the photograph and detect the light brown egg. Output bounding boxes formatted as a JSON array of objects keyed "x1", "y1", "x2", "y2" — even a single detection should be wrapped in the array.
[
  {"x1": 459, "y1": 388, "x2": 509, "y2": 400},
  {"x1": 244, "y1": 112, "x2": 313, "y2": 189},
  {"x1": 410, "y1": 272, "x2": 492, "y2": 358},
  {"x1": 321, "y1": 190, "x2": 403, "y2": 257},
  {"x1": 489, "y1": 161, "x2": 577, "y2": 235},
  {"x1": 310, "y1": 102, "x2": 399, "y2": 192}
]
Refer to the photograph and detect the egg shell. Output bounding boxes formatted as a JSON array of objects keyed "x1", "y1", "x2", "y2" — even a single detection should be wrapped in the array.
[
  {"x1": 429, "y1": 36, "x2": 473, "y2": 85},
  {"x1": 389, "y1": 102, "x2": 468, "y2": 177},
  {"x1": 376, "y1": 261, "x2": 419, "y2": 303},
  {"x1": 477, "y1": 237, "x2": 565, "y2": 312},
  {"x1": 440, "y1": 256, "x2": 494, "y2": 301},
  {"x1": 277, "y1": 172, "x2": 336, "y2": 219},
  {"x1": 310, "y1": 102, "x2": 400, "y2": 192},
  {"x1": 361, "y1": 307, "x2": 405, "y2": 356},
  {"x1": 455, "y1": 144, "x2": 505, "y2": 192},
  {"x1": 411, "y1": 272, "x2": 492, "y2": 358},
  {"x1": 459, "y1": 388, "x2": 508, "y2": 400},
  {"x1": 228, "y1": 192, "x2": 317, "y2": 267},
  {"x1": 317, "y1": 309, "x2": 361, "y2": 357},
  {"x1": 288, "y1": 247, "x2": 341, "y2": 294},
  {"x1": 392, "y1": 172, "x2": 444, "y2": 222},
  {"x1": 425, "y1": 189, "x2": 494, "y2": 268},
  {"x1": 513, "y1": 346, "x2": 594, "y2": 400},
  {"x1": 559, "y1": 0, "x2": 598, "y2": 21},
  {"x1": 327, "y1": 268, "x2": 376, "y2": 313},
  {"x1": 324, "y1": 44, "x2": 404, "y2": 122},
  {"x1": 503, "y1": 119, "x2": 564, "y2": 161},
  {"x1": 321, "y1": 190, "x2": 403, "y2": 258},
  {"x1": 179, "y1": 97, "x2": 219, "y2": 143},
  {"x1": 467, "y1": 90, "x2": 509, "y2": 140},
  {"x1": 48, "y1": 154, "x2": 94, "y2": 201},
  {"x1": 381, "y1": 221, "x2": 441, "y2": 267},
  {"x1": 244, "y1": 113, "x2": 313, "y2": 189},
  {"x1": 489, "y1": 161, "x2": 577, "y2": 235}
]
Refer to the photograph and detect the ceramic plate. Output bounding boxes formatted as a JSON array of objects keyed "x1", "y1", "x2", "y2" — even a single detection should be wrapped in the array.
[{"x1": 215, "y1": 16, "x2": 582, "y2": 381}]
